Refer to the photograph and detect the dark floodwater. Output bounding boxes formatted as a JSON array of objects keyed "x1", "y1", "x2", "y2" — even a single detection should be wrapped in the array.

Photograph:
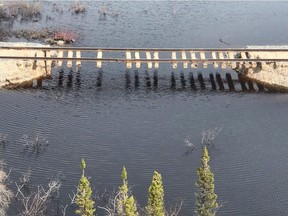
[{"x1": 2, "y1": 1, "x2": 288, "y2": 215}]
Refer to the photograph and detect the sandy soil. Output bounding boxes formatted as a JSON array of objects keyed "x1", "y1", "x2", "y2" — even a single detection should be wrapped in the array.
[{"x1": 0, "y1": 42, "x2": 51, "y2": 88}]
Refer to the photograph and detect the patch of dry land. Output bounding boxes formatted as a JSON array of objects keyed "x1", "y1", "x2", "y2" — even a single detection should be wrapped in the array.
[
  {"x1": 0, "y1": 42, "x2": 51, "y2": 88},
  {"x1": 235, "y1": 46, "x2": 288, "y2": 91}
]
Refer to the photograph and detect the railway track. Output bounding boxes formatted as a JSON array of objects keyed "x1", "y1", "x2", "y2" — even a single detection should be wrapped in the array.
[
  {"x1": 2, "y1": 45, "x2": 288, "y2": 90},
  {"x1": 0, "y1": 46, "x2": 288, "y2": 69}
]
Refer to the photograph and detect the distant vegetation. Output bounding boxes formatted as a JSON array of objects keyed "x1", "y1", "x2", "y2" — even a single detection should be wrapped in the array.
[
  {"x1": 0, "y1": 1, "x2": 85, "y2": 44},
  {"x1": 3, "y1": 1, "x2": 41, "y2": 20},
  {"x1": 70, "y1": 2, "x2": 86, "y2": 14}
]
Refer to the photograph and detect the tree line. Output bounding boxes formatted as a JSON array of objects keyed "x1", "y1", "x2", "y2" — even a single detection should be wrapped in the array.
[
  {"x1": 0, "y1": 145, "x2": 218, "y2": 216},
  {"x1": 74, "y1": 146, "x2": 218, "y2": 216}
]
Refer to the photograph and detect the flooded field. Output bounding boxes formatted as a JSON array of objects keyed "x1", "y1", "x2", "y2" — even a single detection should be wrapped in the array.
[{"x1": 1, "y1": 1, "x2": 288, "y2": 215}]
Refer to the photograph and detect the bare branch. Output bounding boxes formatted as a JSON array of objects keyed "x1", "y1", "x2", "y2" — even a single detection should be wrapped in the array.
[
  {"x1": 167, "y1": 199, "x2": 184, "y2": 216},
  {"x1": 96, "y1": 190, "x2": 122, "y2": 216},
  {"x1": 184, "y1": 136, "x2": 196, "y2": 153},
  {"x1": 201, "y1": 127, "x2": 222, "y2": 145},
  {"x1": 20, "y1": 168, "x2": 31, "y2": 187},
  {"x1": 60, "y1": 190, "x2": 77, "y2": 216},
  {"x1": 0, "y1": 164, "x2": 13, "y2": 216},
  {"x1": 97, "y1": 205, "x2": 113, "y2": 215},
  {"x1": 15, "y1": 178, "x2": 61, "y2": 216},
  {"x1": 21, "y1": 134, "x2": 48, "y2": 153},
  {"x1": 0, "y1": 133, "x2": 8, "y2": 145}
]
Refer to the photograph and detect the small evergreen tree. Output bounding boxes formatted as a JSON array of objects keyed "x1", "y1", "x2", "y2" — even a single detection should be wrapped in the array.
[
  {"x1": 125, "y1": 195, "x2": 138, "y2": 216},
  {"x1": 146, "y1": 171, "x2": 165, "y2": 216},
  {"x1": 117, "y1": 166, "x2": 139, "y2": 216},
  {"x1": 75, "y1": 159, "x2": 95, "y2": 216},
  {"x1": 195, "y1": 146, "x2": 218, "y2": 216},
  {"x1": 117, "y1": 166, "x2": 129, "y2": 215}
]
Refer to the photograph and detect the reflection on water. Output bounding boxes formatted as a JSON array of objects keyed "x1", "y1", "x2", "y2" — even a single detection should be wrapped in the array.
[
  {"x1": 58, "y1": 69, "x2": 64, "y2": 87},
  {"x1": 2, "y1": 1, "x2": 288, "y2": 215},
  {"x1": 97, "y1": 69, "x2": 103, "y2": 88},
  {"x1": 44, "y1": 68, "x2": 272, "y2": 93}
]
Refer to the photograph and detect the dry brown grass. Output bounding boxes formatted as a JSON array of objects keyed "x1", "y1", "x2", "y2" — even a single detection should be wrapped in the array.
[
  {"x1": 53, "y1": 28, "x2": 79, "y2": 43},
  {"x1": 201, "y1": 127, "x2": 222, "y2": 145},
  {"x1": 12, "y1": 28, "x2": 53, "y2": 41},
  {"x1": 0, "y1": 170, "x2": 13, "y2": 216}
]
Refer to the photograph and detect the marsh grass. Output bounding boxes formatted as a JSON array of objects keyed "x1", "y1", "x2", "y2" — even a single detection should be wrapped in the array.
[
  {"x1": 21, "y1": 134, "x2": 48, "y2": 153},
  {"x1": 12, "y1": 28, "x2": 53, "y2": 41},
  {"x1": 4, "y1": 1, "x2": 41, "y2": 20},
  {"x1": 70, "y1": 2, "x2": 86, "y2": 14},
  {"x1": 201, "y1": 127, "x2": 222, "y2": 145},
  {"x1": 53, "y1": 28, "x2": 79, "y2": 43},
  {"x1": 0, "y1": 133, "x2": 7, "y2": 145}
]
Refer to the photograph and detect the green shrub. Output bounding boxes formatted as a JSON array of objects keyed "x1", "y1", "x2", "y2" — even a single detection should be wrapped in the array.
[
  {"x1": 195, "y1": 146, "x2": 218, "y2": 216},
  {"x1": 75, "y1": 159, "x2": 95, "y2": 216},
  {"x1": 146, "y1": 171, "x2": 165, "y2": 216}
]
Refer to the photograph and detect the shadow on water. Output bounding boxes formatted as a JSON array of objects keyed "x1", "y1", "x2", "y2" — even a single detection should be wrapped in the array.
[
  {"x1": 226, "y1": 73, "x2": 235, "y2": 91},
  {"x1": 209, "y1": 73, "x2": 217, "y2": 90},
  {"x1": 58, "y1": 69, "x2": 64, "y2": 87},
  {"x1": 96, "y1": 69, "x2": 103, "y2": 87},
  {"x1": 180, "y1": 71, "x2": 186, "y2": 88},
  {"x1": 75, "y1": 68, "x2": 81, "y2": 90},
  {"x1": 216, "y1": 73, "x2": 224, "y2": 90},
  {"x1": 134, "y1": 70, "x2": 140, "y2": 89},
  {"x1": 171, "y1": 72, "x2": 176, "y2": 89},
  {"x1": 37, "y1": 69, "x2": 275, "y2": 94},
  {"x1": 198, "y1": 73, "x2": 206, "y2": 90},
  {"x1": 189, "y1": 72, "x2": 196, "y2": 91},
  {"x1": 145, "y1": 70, "x2": 151, "y2": 88},
  {"x1": 153, "y1": 70, "x2": 158, "y2": 89},
  {"x1": 67, "y1": 70, "x2": 73, "y2": 88},
  {"x1": 125, "y1": 70, "x2": 131, "y2": 89}
]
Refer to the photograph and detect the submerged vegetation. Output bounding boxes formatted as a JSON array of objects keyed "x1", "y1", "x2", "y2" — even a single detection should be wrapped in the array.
[
  {"x1": 0, "y1": 133, "x2": 7, "y2": 146},
  {"x1": 201, "y1": 128, "x2": 222, "y2": 146},
  {"x1": 21, "y1": 134, "x2": 48, "y2": 153},
  {"x1": 0, "y1": 1, "x2": 85, "y2": 44},
  {"x1": 70, "y1": 2, "x2": 86, "y2": 14},
  {"x1": 4, "y1": 1, "x2": 41, "y2": 20}
]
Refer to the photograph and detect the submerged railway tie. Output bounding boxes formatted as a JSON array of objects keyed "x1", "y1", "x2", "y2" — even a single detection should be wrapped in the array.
[{"x1": 1, "y1": 46, "x2": 288, "y2": 69}]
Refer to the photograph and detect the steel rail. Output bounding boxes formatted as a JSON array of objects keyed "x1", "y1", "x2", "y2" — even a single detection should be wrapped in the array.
[
  {"x1": 2, "y1": 46, "x2": 288, "y2": 52},
  {"x1": 0, "y1": 56, "x2": 286, "y2": 62}
]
